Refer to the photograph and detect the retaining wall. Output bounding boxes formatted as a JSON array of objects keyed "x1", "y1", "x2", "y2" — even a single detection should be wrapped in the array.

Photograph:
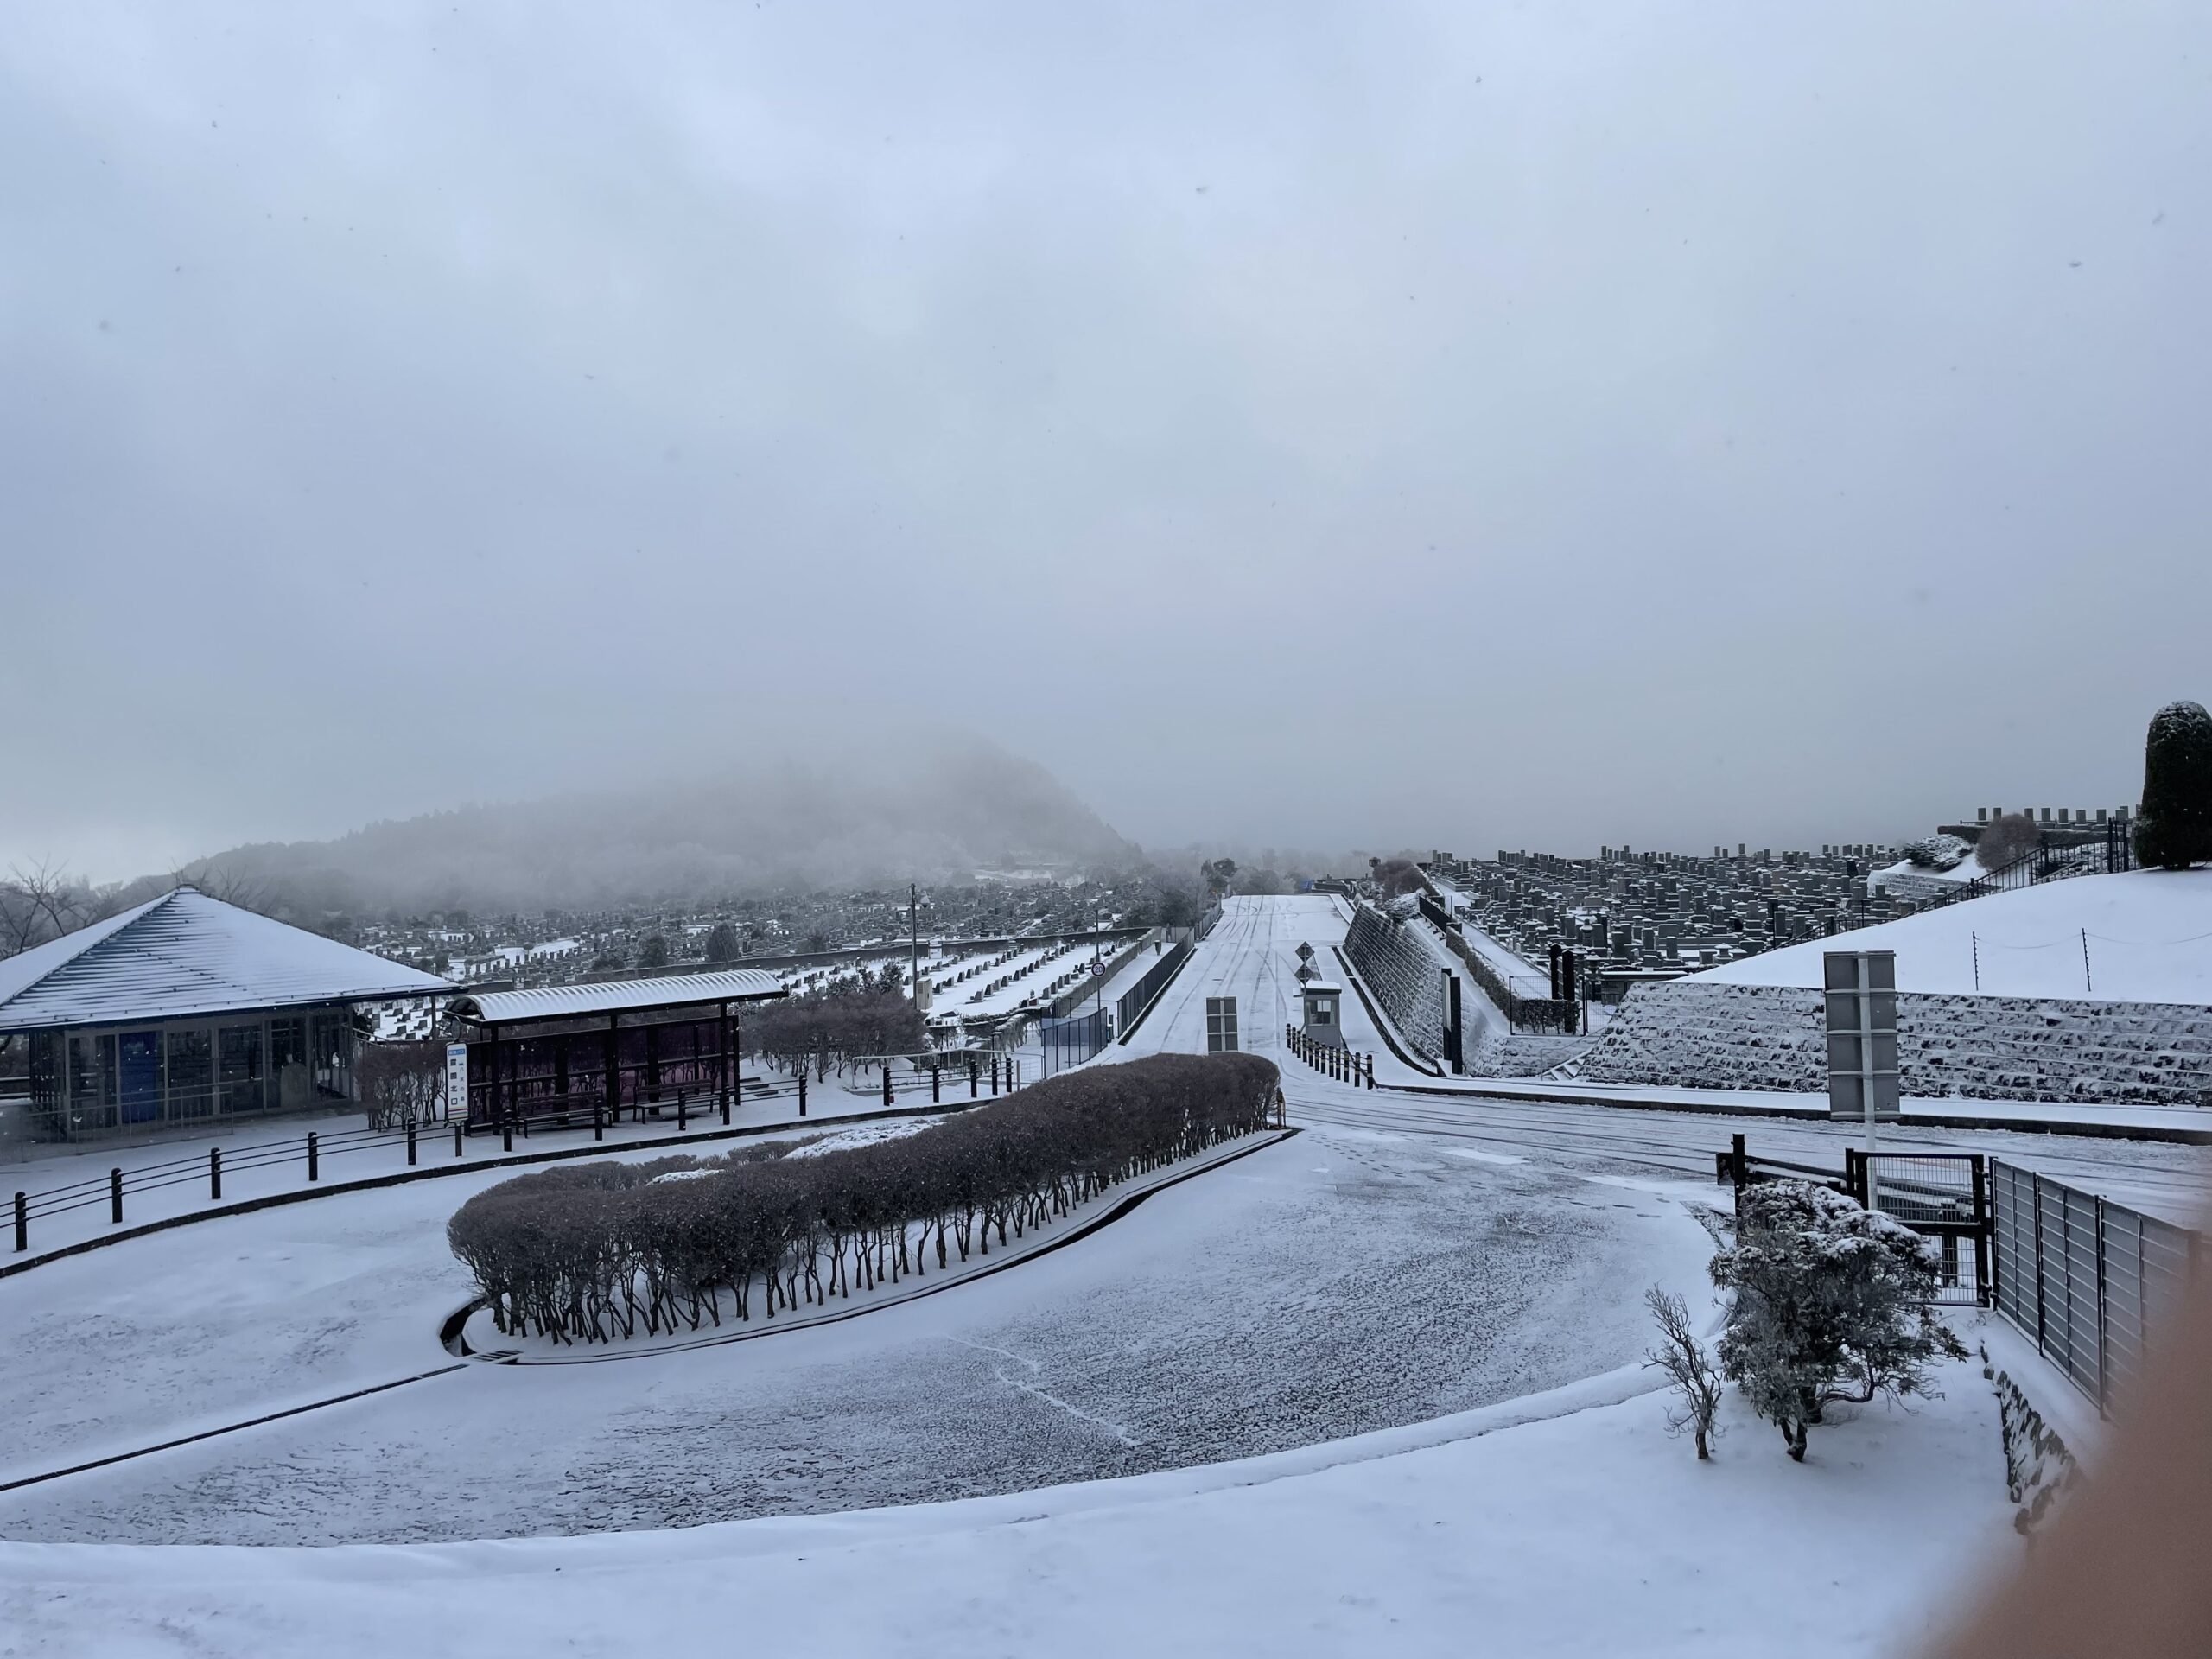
[
  {"x1": 1563, "y1": 980, "x2": 2212, "y2": 1106},
  {"x1": 1344, "y1": 906, "x2": 1448, "y2": 1062}
]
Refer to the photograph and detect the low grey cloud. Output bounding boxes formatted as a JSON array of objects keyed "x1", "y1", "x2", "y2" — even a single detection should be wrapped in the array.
[{"x1": 3, "y1": 0, "x2": 2207, "y2": 881}]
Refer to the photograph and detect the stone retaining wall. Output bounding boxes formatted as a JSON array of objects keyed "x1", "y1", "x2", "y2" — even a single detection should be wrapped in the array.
[
  {"x1": 1564, "y1": 980, "x2": 2212, "y2": 1106},
  {"x1": 1344, "y1": 906, "x2": 1447, "y2": 1062}
]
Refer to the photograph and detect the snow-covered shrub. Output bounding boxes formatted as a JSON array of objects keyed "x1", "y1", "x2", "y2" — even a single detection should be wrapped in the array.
[
  {"x1": 1974, "y1": 812, "x2": 2042, "y2": 871},
  {"x1": 1643, "y1": 1287, "x2": 1724, "y2": 1459},
  {"x1": 1903, "y1": 833, "x2": 1971, "y2": 872},
  {"x1": 2133, "y1": 700, "x2": 2212, "y2": 870},
  {"x1": 448, "y1": 1052, "x2": 1281, "y2": 1344},
  {"x1": 1709, "y1": 1180, "x2": 1966, "y2": 1462}
]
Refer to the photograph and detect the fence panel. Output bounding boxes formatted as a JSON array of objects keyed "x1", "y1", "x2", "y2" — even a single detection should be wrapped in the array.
[{"x1": 1990, "y1": 1159, "x2": 2202, "y2": 1417}]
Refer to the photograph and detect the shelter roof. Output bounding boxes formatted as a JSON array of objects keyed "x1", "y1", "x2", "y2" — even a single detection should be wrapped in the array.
[
  {"x1": 450, "y1": 969, "x2": 787, "y2": 1027},
  {"x1": 0, "y1": 887, "x2": 455, "y2": 1033}
]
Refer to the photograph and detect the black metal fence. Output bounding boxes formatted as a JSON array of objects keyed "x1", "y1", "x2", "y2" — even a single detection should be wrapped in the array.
[
  {"x1": 1990, "y1": 1161, "x2": 2201, "y2": 1416},
  {"x1": 1923, "y1": 819, "x2": 2133, "y2": 912},
  {"x1": 1116, "y1": 941, "x2": 1192, "y2": 1041},
  {"x1": 1716, "y1": 1136, "x2": 1989, "y2": 1306},
  {"x1": 1038, "y1": 1008, "x2": 1110, "y2": 1073}
]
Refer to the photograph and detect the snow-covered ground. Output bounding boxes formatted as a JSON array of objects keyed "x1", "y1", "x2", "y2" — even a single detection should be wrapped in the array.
[
  {"x1": 1695, "y1": 868, "x2": 2212, "y2": 1001},
  {"x1": 0, "y1": 1345, "x2": 2016, "y2": 1659},
  {"x1": 0, "y1": 1123, "x2": 1707, "y2": 1544},
  {"x1": 9, "y1": 892, "x2": 2194, "y2": 1655}
]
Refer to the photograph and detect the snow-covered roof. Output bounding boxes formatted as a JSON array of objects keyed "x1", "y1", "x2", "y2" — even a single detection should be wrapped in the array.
[
  {"x1": 1301, "y1": 980, "x2": 1344, "y2": 994},
  {"x1": 451, "y1": 969, "x2": 787, "y2": 1026},
  {"x1": 0, "y1": 887, "x2": 457, "y2": 1033}
]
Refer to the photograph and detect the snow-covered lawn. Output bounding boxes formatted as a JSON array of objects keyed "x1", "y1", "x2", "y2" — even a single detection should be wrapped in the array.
[
  {"x1": 0, "y1": 1125, "x2": 1708, "y2": 1545},
  {"x1": 1695, "y1": 868, "x2": 2212, "y2": 1001},
  {"x1": 0, "y1": 1345, "x2": 2016, "y2": 1658}
]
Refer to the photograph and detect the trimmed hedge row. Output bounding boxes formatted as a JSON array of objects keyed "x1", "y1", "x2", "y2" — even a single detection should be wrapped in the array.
[{"x1": 447, "y1": 1052, "x2": 1281, "y2": 1344}]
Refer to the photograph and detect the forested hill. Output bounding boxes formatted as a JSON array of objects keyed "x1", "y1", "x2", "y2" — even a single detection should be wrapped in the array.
[{"x1": 181, "y1": 740, "x2": 1135, "y2": 916}]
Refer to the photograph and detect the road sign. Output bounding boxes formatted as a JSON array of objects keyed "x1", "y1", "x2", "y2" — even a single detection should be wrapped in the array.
[{"x1": 1824, "y1": 950, "x2": 1899, "y2": 1129}]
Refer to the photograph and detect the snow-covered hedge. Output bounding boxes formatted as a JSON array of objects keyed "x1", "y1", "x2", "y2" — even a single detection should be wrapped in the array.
[{"x1": 447, "y1": 1052, "x2": 1281, "y2": 1344}]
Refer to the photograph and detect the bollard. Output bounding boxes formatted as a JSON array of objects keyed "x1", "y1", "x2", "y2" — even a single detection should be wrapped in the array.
[
  {"x1": 210, "y1": 1147, "x2": 222, "y2": 1201},
  {"x1": 308, "y1": 1131, "x2": 320, "y2": 1182},
  {"x1": 407, "y1": 1121, "x2": 418, "y2": 1166},
  {"x1": 454, "y1": 1121, "x2": 465, "y2": 1158},
  {"x1": 679, "y1": 1090, "x2": 689, "y2": 1131},
  {"x1": 721, "y1": 1093, "x2": 729, "y2": 1126},
  {"x1": 798, "y1": 1072, "x2": 808, "y2": 1116},
  {"x1": 15, "y1": 1190, "x2": 26, "y2": 1253},
  {"x1": 990, "y1": 1057, "x2": 1000, "y2": 1096},
  {"x1": 969, "y1": 1058, "x2": 979, "y2": 1099},
  {"x1": 111, "y1": 1166, "x2": 123, "y2": 1225},
  {"x1": 882, "y1": 1065, "x2": 893, "y2": 1106},
  {"x1": 594, "y1": 1104, "x2": 605, "y2": 1142},
  {"x1": 931, "y1": 1065, "x2": 941, "y2": 1105},
  {"x1": 502, "y1": 1117, "x2": 512, "y2": 1154}
]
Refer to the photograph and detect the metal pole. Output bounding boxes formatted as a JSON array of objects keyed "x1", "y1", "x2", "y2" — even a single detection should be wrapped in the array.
[
  {"x1": 12, "y1": 1191, "x2": 23, "y2": 1253},
  {"x1": 407, "y1": 1122, "x2": 417, "y2": 1166},
  {"x1": 211, "y1": 1147, "x2": 222, "y2": 1200},
  {"x1": 2082, "y1": 929, "x2": 2093, "y2": 995},
  {"x1": 1858, "y1": 955, "x2": 1878, "y2": 1212},
  {"x1": 798, "y1": 1071, "x2": 808, "y2": 1116},
  {"x1": 308, "y1": 1131, "x2": 320, "y2": 1182},
  {"x1": 454, "y1": 1121, "x2": 464, "y2": 1158},
  {"x1": 111, "y1": 1166, "x2": 123, "y2": 1224}
]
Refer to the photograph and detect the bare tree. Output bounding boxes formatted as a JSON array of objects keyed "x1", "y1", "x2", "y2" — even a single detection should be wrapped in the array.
[
  {"x1": 357, "y1": 1040, "x2": 448, "y2": 1129},
  {"x1": 1644, "y1": 1287, "x2": 1725, "y2": 1459},
  {"x1": 0, "y1": 859, "x2": 94, "y2": 957}
]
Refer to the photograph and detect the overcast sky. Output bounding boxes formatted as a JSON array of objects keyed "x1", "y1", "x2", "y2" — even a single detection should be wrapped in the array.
[{"x1": 4, "y1": 0, "x2": 2209, "y2": 882}]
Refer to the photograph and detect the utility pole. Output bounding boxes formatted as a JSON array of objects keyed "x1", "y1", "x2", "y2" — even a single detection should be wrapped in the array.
[{"x1": 909, "y1": 884, "x2": 920, "y2": 1003}]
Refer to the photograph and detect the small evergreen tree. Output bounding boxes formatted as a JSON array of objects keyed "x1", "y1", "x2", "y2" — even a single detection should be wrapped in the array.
[
  {"x1": 1711, "y1": 1180, "x2": 1966, "y2": 1462},
  {"x1": 637, "y1": 934, "x2": 672, "y2": 969},
  {"x1": 2133, "y1": 700, "x2": 2212, "y2": 870},
  {"x1": 703, "y1": 922, "x2": 741, "y2": 963}
]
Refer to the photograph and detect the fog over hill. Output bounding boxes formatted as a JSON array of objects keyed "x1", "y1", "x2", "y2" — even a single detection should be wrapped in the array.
[{"x1": 182, "y1": 738, "x2": 1135, "y2": 917}]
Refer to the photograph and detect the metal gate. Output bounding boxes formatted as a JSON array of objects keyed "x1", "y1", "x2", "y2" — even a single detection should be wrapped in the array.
[{"x1": 1847, "y1": 1149, "x2": 1990, "y2": 1306}]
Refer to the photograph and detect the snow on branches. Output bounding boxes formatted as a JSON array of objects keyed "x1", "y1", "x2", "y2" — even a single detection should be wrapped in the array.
[{"x1": 1709, "y1": 1180, "x2": 1967, "y2": 1462}]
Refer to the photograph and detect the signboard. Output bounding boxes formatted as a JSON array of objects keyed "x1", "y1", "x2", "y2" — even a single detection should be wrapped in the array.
[
  {"x1": 1824, "y1": 950, "x2": 1899, "y2": 1124},
  {"x1": 1205, "y1": 996, "x2": 1240, "y2": 1053},
  {"x1": 445, "y1": 1043, "x2": 470, "y2": 1118}
]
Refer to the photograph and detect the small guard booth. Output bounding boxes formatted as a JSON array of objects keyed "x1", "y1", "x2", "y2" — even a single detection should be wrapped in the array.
[
  {"x1": 1299, "y1": 980, "x2": 1345, "y2": 1048},
  {"x1": 446, "y1": 969, "x2": 786, "y2": 1132}
]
